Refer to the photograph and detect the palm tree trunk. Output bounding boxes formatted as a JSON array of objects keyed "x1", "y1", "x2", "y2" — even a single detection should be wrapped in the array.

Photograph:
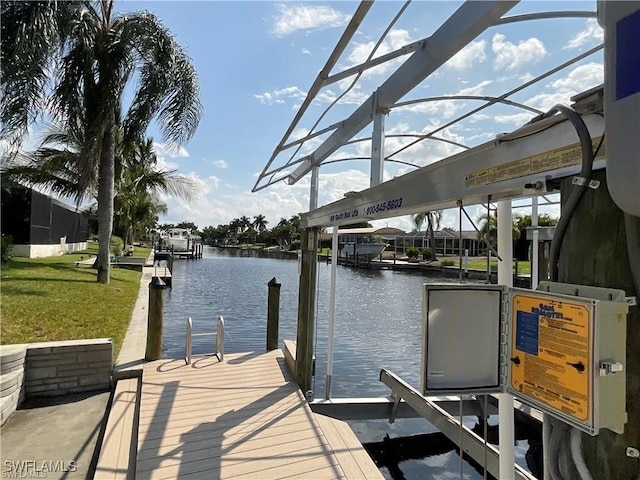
[
  {"x1": 428, "y1": 216, "x2": 437, "y2": 261},
  {"x1": 97, "y1": 117, "x2": 116, "y2": 284}
]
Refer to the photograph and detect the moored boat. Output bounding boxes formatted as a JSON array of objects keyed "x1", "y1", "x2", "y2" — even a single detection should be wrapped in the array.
[
  {"x1": 162, "y1": 228, "x2": 190, "y2": 252},
  {"x1": 339, "y1": 242, "x2": 387, "y2": 259}
]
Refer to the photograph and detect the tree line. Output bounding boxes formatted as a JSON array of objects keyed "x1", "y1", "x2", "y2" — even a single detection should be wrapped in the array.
[{"x1": 159, "y1": 215, "x2": 303, "y2": 250}]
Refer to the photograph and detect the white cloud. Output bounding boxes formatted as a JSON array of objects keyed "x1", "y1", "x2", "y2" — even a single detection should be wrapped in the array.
[
  {"x1": 155, "y1": 155, "x2": 179, "y2": 172},
  {"x1": 395, "y1": 98, "x2": 462, "y2": 119},
  {"x1": 152, "y1": 141, "x2": 189, "y2": 158},
  {"x1": 212, "y1": 159, "x2": 228, "y2": 169},
  {"x1": 447, "y1": 40, "x2": 487, "y2": 70},
  {"x1": 158, "y1": 169, "x2": 371, "y2": 228},
  {"x1": 519, "y1": 72, "x2": 535, "y2": 83},
  {"x1": 565, "y1": 19, "x2": 603, "y2": 50},
  {"x1": 271, "y1": 4, "x2": 351, "y2": 37},
  {"x1": 253, "y1": 86, "x2": 306, "y2": 105},
  {"x1": 524, "y1": 62, "x2": 603, "y2": 112},
  {"x1": 493, "y1": 112, "x2": 536, "y2": 125},
  {"x1": 492, "y1": 33, "x2": 547, "y2": 71},
  {"x1": 550, "y1": 62, "x2": 603, "y2": 92},
  {"x1": 456, "y1": 79, "x2": 492, "y2": 97},
  {"x1": 301, "y1": 48, "x2": 311, "y2": 55},
  {"x1": 343, "y1": 29, "x2": 413, "y2": 79}
]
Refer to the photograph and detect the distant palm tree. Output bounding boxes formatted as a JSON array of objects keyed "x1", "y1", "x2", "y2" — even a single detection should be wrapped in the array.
[
  {"x1": 477, "y1": 212, "x2": 521, "y2": 252},
  {"x1": 238, "y1": 216, "x2": 251, "y2": 240},
  {"x1": 253, "y1": 214, "x2": 268, "y2": 233},
  {"x1": 412, "y1": 211, "x2": 442, "y2": 260},
  {"x1": 1, "y1": 1, "x2": 201, "y2": 283},
  {"x1": 477, "y1": 212, "x2": 498, "y2": 250},
  {"x1": 229, "y1": 218, "x2": 241, "y2": 242},
  {"x1": 252, "y1": 214, "x2": 268, "y2": 243}
]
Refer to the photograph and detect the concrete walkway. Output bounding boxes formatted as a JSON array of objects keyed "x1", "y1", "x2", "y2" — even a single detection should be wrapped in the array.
[
  {"x1": 0, "y1": 392, "x2": 110, "y2": 479},
  {"x1": 114, "y1": 256, "x2": 155, "y2": 379}
]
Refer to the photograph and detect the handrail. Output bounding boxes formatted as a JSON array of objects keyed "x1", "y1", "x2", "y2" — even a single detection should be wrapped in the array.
[{"x1": 185, "y1": 315, "x2": 224, "y2": 365}]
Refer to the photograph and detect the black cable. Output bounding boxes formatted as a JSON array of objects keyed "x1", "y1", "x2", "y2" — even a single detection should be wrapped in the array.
[{"x1": 539, "y1": 104, "x2": 595, "y2": 282}]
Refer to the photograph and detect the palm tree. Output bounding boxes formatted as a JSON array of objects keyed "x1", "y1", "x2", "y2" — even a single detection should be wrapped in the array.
[
  {"x1": 478, "y1": 213, "x2": 520, "y2": 250},
  {"x1": 1, "y1": 1, "x2": 202, "y2": 283},
  {"x1": 238, "y1": 216, "x2": 251, "y2": 232},
  {"x1": 252, "y1": 215, "x2": 268, "y2": 243},
  {"x1": 228, "y1": 218, "x2": 241, "y2": 243},
  {"x1": 114, "y1": 138, "x2": 198, "y2": 246},
  {"x1": 412, "y1": 211, "x2": 442, "y2": 260},
  {"x1": 1, "y1": 122, "x2": 95, "y2": 203}
]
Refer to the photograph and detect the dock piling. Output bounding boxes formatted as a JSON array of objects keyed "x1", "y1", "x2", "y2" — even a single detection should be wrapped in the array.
[
  {"x1": 267, "y1": 277, "x2": 281, "y2": 351},
  {"x1": 145, "y1": 276, "x2": 166, "y2": 361}
]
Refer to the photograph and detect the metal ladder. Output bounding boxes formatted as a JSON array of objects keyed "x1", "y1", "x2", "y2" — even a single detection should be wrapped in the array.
[{"x1": 185, "y1": 315, "x2": 224, "y2": 365}]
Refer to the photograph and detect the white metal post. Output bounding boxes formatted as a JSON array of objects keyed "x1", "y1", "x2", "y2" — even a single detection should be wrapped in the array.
[
  {"x1": 531, "y1": 195, "x2": 539, "y2": 289},
  {"x1": 325, "y1": 225, "x2": 339, "y2": 399},
  {"x1": 371, "y1": 110, "x2": 385, "y2": 187},
  {"x1": 310, "y1": 165, "x2": 319, "y2": 211},
  {"x1": 497, "y1": 200, "x2": 515, "y2": 480}
]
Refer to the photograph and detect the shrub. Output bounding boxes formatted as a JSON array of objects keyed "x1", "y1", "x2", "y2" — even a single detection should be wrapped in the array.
[
  {"x1": 110, "y1": 235, "x2": 124, "y2": 256},
  {"x1": 441, "y1": 259, "x2": 455, "y2": 267},
  {"x1": 1, "y1": 235, "x2": 13, "y2": 263},
  {"x1": 421, "y1": 247, "x2": 432, "y2": 258},
  {"x1": 406, "y1": 247, "x2": 420, "y2": 258}
]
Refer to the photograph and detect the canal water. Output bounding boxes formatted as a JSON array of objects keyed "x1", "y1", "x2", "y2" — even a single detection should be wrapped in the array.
[{"x1": 162, "y1": 247, "x2": 538, "y2": 480}]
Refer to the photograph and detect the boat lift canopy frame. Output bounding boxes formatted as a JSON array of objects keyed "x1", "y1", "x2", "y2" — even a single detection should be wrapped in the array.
[{"x1": 254, "y1": 2, "x2": 608, "y2": 479}]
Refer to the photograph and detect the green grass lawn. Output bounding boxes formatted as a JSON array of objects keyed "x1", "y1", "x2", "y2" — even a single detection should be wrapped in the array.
[
  {"x1": 1, "y1": 244, "x2": 152, "y2": 356},
  {"x1": 447, "y1": 258, "x2": 531, "y2": 274}
]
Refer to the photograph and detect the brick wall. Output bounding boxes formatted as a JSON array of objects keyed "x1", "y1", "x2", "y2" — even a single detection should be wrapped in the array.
[{"x1": 24, "y1": 338, "x2": 113, "y2": 397}]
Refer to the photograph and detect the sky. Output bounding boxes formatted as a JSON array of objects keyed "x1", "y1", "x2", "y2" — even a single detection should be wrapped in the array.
[{"x1": 43, "y1": 1, "x2": 609, "y2": 232}]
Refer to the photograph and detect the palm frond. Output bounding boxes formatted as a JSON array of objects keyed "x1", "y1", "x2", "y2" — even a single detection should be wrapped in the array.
[
  {"x1": 0, "y1": 1, "x2": 76, "y2": 147},
  {"x1": 118, "y1": 12, "x2": 202, "y2": 144}
]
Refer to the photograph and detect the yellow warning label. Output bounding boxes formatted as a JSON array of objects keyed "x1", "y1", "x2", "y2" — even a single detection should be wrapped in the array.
[
  {"x1": 466, "y1": 137, "x2": 605, "y2": 187},
  {"x1": 509, "y1": 293, "x2": 593, "y2": 423}
]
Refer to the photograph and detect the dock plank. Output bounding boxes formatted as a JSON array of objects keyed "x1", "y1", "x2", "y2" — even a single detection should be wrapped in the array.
[
  {"x1": 137, "y1": 350, "x2": 378, "y2": 479},
  {"x1": 95, "y1": 377, "x2": 139, "y2": 480}
]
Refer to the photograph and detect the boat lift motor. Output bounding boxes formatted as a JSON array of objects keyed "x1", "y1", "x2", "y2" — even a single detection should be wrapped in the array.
[{"x1": 598, "y1": 2, "x2": 640, "y2": 217}]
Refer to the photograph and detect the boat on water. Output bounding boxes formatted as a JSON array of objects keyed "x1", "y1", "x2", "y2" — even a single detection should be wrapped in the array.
[
  {"x1": 162, "y1": 228, "x2": 190, "y2": 252},
  {"x1": 339, "y1": 242, "x2": 388, "y2": 259}
]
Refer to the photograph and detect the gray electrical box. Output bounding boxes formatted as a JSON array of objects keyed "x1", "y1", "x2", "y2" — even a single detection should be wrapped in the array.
[
  {"x1": 598, "y1": 1, "x2": 640, "y2": 217},
  {"x1": 421, "y1": 281, "x2": 631, "y2": 435}
]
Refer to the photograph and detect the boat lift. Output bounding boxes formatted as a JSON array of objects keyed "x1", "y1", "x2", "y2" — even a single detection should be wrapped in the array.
[{"x1": 255, "y1": 1, "x2": 639, "y2": 478}]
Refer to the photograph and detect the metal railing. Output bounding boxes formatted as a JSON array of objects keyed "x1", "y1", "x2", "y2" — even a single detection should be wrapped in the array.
[{"x1": 185, "y1": 315, "x2": 224, "y2": 365}]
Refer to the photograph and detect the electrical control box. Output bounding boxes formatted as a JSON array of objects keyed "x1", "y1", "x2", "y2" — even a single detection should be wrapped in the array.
[
  {"x1": 598, "y1": 2, "x2": 640, "y2": 217},
  {"x1": 421, "y1": 281, "x2": 631, "y2": 435}
]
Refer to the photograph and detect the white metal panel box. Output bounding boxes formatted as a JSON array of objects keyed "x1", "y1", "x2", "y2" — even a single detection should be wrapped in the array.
[
  {"x1": 421, "y1": 285, "x2": 503, "y2": 392},
  {"x1": 421, "y1": 281, "x2": 631, "y2": 436}
]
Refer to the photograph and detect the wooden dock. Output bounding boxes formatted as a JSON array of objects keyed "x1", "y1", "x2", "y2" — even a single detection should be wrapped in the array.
[{"x1": 135, "y1": 350, "x2": 382, "y2": 480}]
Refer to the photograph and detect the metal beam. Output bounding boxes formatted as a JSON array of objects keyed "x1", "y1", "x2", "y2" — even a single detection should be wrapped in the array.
[
  {"x1": 380, "y1": 369, "x2": 536, "y2": 480},
  {"x1": 300, "y1": 113, "x2": 605, "y2": 228},
  {"x1": 253, "y1": 1, "x2": 373, "y2": 192},
  {"x1": 287, "y1": 1, "x2": 519, "y2": 184},
  {"x1": 310, "y1": 397, "x2": 498, "y2": 421}
]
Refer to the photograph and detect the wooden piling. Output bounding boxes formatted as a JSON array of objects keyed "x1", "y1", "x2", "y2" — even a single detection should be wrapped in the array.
[
  {"x1": 267, "y1": 277, "x2": 281, "y2": 351},
  {"x1": 145, "y1": 277, "x2": 166, "y2": 361},
  {"x1": 558, "y1": 169, "x2": 639, "y2": 479},
  {"x1": 295, "y1": 228, "x2": 319, "y2": 394}
]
